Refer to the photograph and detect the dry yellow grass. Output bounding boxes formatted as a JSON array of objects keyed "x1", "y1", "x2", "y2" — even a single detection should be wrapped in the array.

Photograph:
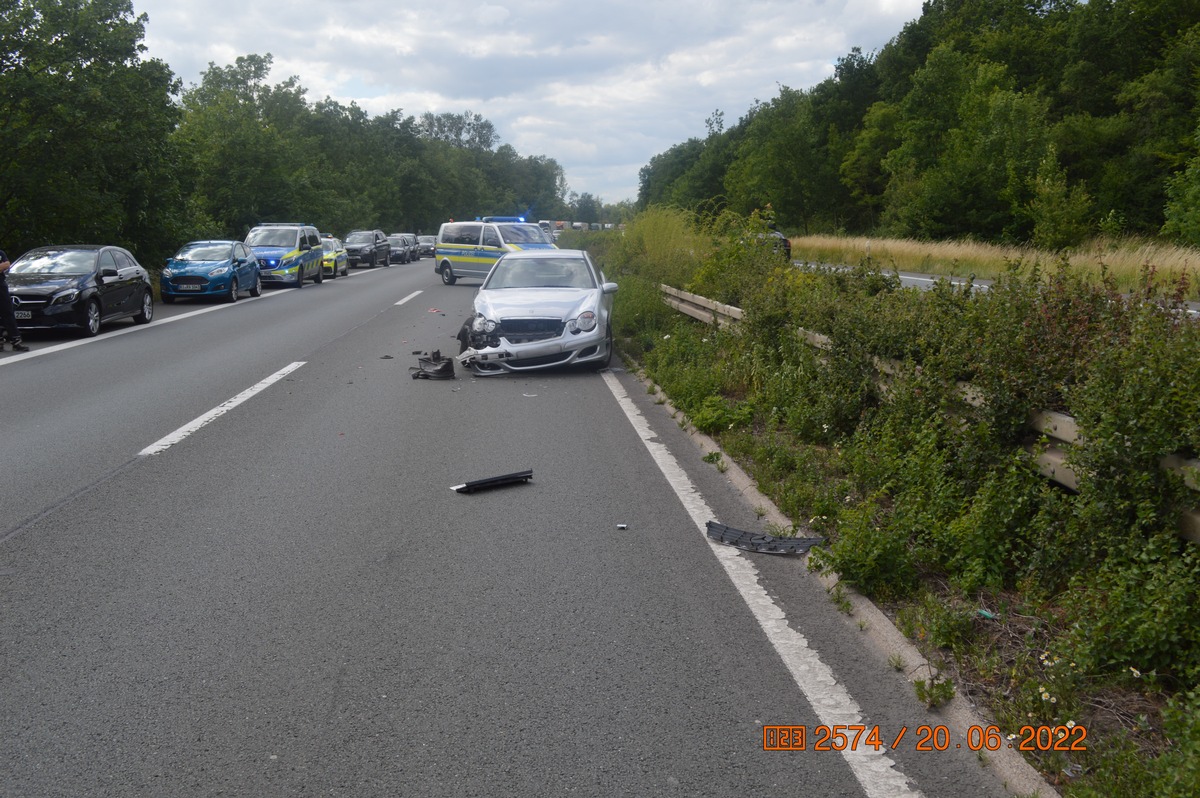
[{"x1": 789, "y1": 234, "x2": 1200, "y2": 299}]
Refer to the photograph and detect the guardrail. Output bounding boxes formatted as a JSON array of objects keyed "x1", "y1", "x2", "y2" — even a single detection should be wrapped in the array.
[{"x1": 659, "y1": 284, "x2": 1200, "y2": 544}]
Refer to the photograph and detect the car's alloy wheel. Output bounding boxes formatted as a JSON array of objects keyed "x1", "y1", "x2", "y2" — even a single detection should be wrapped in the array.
[
  {"x1": 595, "y1": 323, "x2": 613, "y2": 370},
  {"x1": 249, "y1": 273, "x2": 262, "y2": 297},
  {"x1": 329, "y1": 264, "x2": 338, "y2": 279},
  {"x1": 314, "y1": 264, "x2": 323, "y2": 284},
  {"x1": 134, "y1": 291, "x2": 154, "y2": 323},
  {"x1": 440, "y1": 263, "x2": 456, "y2": 285},
  {"x1": 80, "y1": 299, "x2": 101, "y2": 337},
  {"x1": 226, "y1": 278, "x2": 239, "y2": 303}
]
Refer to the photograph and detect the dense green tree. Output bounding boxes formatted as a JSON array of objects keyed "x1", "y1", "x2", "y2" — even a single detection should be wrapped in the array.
[
  {"x1": 1, "y1": 0, "x2": 183, "y2": 260},
  {"x1": 724, "y1": 88, "x2": 827, "y2": 233},
  {"x1": 637, "y1": 138, "x2": 705, "y2": 208}
]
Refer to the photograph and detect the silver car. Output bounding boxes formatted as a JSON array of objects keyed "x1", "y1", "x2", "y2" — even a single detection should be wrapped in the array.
[{"x1": 456, "y1": 249, "x2": 618, "y2": 374}]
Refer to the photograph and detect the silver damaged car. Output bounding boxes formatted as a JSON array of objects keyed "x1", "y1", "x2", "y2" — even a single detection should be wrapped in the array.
[{"x1": 456, "y1": 249, "x2": 618, "y2": 374}]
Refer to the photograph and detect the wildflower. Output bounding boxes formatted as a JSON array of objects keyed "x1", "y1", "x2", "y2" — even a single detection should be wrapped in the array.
[
  {"x1": 663, "y1": 334, "x2": 671, "y2": 340},
  {"x1": 1066, "y1": 721, "x2": 1076, "y2": 729},
  {"x1": 1130, "y1": 667, "x2": 1142, "y2": 678}
]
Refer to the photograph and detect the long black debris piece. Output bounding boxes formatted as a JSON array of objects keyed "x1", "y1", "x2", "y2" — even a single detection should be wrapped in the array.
[
  {"x1": 705, "y1": 520, "x2": 823, "y2": 555},
  {"x1": 451, "y1": 469, "x2": 534, "y2": 494}
]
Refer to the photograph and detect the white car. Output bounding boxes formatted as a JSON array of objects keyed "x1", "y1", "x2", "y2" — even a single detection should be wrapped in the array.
[{"x1": 456, "y1": 249, "x2": 618, "y2": 374}]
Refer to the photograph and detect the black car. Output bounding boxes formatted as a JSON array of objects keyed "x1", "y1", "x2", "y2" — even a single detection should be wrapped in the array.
[
  {"x1": 417, "y1": 235, "x2": 436, "y2": 259},
  {"x1": 6, "y1": 245, "x2": 154, "y2": 337},
  {"x1": 344, "y1": 230, "x2": 390, "y2": 268},
  {"x1": 767, "y1": 230, "x2": 792, "y2": 260},
  {"x1": 387, "y1": 234, "x2": 411, "y2": 264},
  {"x1": 400, "y1": 233, "x2": 420, "y2": 261}
]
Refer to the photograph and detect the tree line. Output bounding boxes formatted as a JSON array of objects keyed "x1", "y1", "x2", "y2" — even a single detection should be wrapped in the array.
[
  {"x1": 638, "y1": 0, "x2": 1200, "y2": 249},
  {"x1": 0, "y1": 0, "x2": 619, "y2": 264}
]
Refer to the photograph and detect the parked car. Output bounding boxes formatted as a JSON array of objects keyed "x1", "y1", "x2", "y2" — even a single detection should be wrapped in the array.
[
  {"x1": 321, "y1": 236, "x2": 349, "y2": 278},
  {"x1": 345, "y1": 229, "x2": 390, "y2": 268},
  {"x1": 435, "y1": 221, "x2": 557, "y2": 285},
  {"x1": 387, "y1": 234, "x2": 411, "y2": 264},
  {"x1": 6, "y1": 245, "x2": 154, "y2": 337},
  {"x1": 417, "y1": 235, "x2": 436, "y2": 258},
  {"x1": 399, "y1": 233, "x2": 420, "y2": 261},
  {"x1": 455, "y1": 248, "x2": 617, "y2": 373},
  {"x1": 161, "y1": 240, "x2": 262, "y2": 303},
  {"x1": 764, "y1": 230, "x2": 792, "y2": 260},
  {"x1": 245, "y1": 223, "x2": 324, "y2": 288}
]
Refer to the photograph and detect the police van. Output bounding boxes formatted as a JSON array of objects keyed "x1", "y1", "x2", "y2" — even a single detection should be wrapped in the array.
[
  {"x1": 434, "y1": 220, "x2": 556, "y2": 285},
  {"x1": 245, "y1": 223, "x2": 325, "y2": 288}
]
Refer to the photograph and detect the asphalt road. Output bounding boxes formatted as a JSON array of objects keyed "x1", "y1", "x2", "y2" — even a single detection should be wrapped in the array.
[{"x1": 1, "y1": 263, "x2": 1028, "y2": 797}]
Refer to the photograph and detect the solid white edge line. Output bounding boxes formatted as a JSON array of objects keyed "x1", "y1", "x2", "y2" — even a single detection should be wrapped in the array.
[
  {"x1": 138, "y1": 362, "x2": 306, "y2": 456},
  {"x1": 600, "y1": 370, "x2": 924, "y2": 798},
  {"x1": 396, "y1": 290, "x2": 423, "y2": 306}
]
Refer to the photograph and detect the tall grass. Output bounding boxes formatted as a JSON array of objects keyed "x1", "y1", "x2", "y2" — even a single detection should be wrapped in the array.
[{"x1": 790, "y1": 234, "x2": 1200, "y2": 299}]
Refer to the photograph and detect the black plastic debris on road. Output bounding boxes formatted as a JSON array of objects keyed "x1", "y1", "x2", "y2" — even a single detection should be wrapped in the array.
[
  {"x1": 451, "y1": 469, "x2": 533, "y2": 494},
  {"x1": 410, "y1": 349, "x2": 456, "y2": 380},
  {"x1": 705, "y1": 521, "x2": 823, "y2": 555}
]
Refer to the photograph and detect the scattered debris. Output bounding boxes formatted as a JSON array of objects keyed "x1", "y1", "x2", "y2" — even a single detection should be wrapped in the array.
[
  {"x1": 451, "y1": 469, "x2": 533, "y2": 493},
  {"x1": 705, "y1": 521, "x2": 823, "y2": 555},
  {"x1": 380, "y1": 355, "x2": 394, "y2": 359},
  {"x1": 410, "y1": 350, "x2": 456, "y2": 380},
  {"x1": 976, "y1": 609, "x2": 997, "y2": 620},
  {"x1": 616, "y1": 524, "x2": 628, "y2": 530}
]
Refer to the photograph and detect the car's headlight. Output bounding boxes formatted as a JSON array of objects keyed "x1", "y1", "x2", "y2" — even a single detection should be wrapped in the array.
[
  {"x1": 50, "y1": 289, "x2": 79, "y2": 306},
  {"x1": 568, "y1": 311, "x2": 597, "y2": 333},
  {"x1": 161, "y1": 267, "x2": 174, "y2": 278},
  {"x1": 472, "y1": 316, "x2": 498, "y2": 333},
  {"x1": 208, "y1": 265, "x2": 230, "y2": 277}
]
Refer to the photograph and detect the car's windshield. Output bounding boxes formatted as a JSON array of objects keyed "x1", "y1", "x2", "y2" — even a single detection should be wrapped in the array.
[
  {"x1": 388, "y1": 236, "x2": 404, "y2": 245},
  {"x1": 497, "y1": 224, "x2": 550, "y2": 244},
  {"x1": 346, "y1": 232, "x2": 373, "y2": 244},
  {"x1": 322, "y1": 239, "x2": 341, "y2": 252},
  {"x1": 418, "y1": 236, "x2": 435, "y2": 244},
  {"x1": 484, "y1": 257, "x2": 596, "y2": 290},
  {"x1": 173, "y1": 242, "x2": 232, "y2": 262},
  {"x1": 10, "y1": 250, "x2": 96, "y2": 275},
  {"x1": 246, "y1": 228, "x2": 297, "y2": 248}
]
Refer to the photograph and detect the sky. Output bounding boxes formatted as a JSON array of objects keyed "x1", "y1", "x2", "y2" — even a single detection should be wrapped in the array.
[{"x1": 131, "y1": 0, "x2": 926, "y2": 205}]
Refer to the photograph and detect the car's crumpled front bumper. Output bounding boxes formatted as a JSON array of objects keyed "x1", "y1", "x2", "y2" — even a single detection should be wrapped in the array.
[{"x1": 457, "y1": 327, "x2": 607, "y2": 373}]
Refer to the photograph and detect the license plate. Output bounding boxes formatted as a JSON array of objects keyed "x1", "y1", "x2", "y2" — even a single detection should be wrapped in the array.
[
  {"x1": 177, "y1": 285, "x2": 202, "y2": 291},
  {"x1": 14, "y1": 310, "x2": 31, "y2": 319}
]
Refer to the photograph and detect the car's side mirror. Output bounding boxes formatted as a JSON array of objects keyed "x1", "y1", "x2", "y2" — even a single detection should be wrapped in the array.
[
  {"x1": 603, "y1": 282, "x2": 618, "y2": 294},
  {"x1": 101, "y1": 267, "x2": 119, "y2": 278}
]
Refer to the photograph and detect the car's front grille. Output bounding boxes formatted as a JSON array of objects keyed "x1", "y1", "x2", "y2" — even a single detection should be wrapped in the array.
[
  {"x1": 509, "y1": 353, "x2": 573, "y2": 368},
  {"x1": 12, "y1": 296, "x2": 49, "y2": 309},
  {"x1": 499, "y1": 318, "x2": 564, "y2": 343}
]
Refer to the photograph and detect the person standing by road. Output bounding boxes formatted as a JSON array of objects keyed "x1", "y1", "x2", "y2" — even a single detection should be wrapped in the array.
[{"x1": 0, "y1": 248, "x2": 31, "y2": 352}]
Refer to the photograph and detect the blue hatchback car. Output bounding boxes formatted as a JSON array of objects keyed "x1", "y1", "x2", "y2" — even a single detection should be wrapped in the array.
[{"x1": 161, "y1": 240, "x2": 262, "y2": 303}]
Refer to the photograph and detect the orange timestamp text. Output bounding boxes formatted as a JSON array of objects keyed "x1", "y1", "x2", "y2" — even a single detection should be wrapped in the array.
[{"x1": 763, "y1": 724, "x2": 1088, "y2": 752}]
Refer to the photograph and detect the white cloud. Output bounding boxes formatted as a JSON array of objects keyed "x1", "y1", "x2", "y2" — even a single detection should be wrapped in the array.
[{"x1": 133, "y1": 0, "x2": 924, "y2": 202}]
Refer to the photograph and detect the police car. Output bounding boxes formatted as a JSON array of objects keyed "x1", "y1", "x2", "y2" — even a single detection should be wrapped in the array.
[
  {"x1": 433, "y1": 219, "x2": 557, "y2": 285},
  {"x1": 244, "y1": 223, "x2": 325, "y2": 288}
]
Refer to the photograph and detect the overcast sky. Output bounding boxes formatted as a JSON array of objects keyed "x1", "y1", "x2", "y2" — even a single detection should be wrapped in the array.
[{"x1": 132, "y1": 0, "x2": 924, "y2": 204}]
